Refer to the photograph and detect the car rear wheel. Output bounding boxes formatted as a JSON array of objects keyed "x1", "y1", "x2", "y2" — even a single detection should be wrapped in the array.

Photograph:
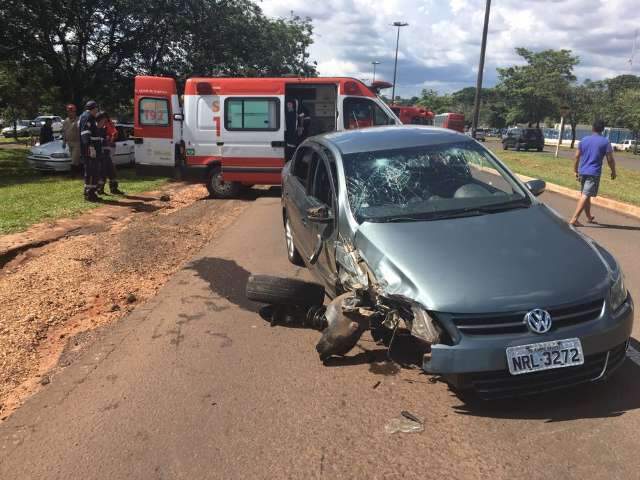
[
  {"x1": 502, "y1": 143, "x2": 508, "y2": 150},
  {"x1": 284, "y1": 215, "x2": 305, "y2": 267},
  {"x1": 537, "y1": 146, "x2": 543, "y2": 152},
  {"x1": 246, "y1": 275, "x2": 325, "y2": 306},
  {"x1": 206, "y1": 165, "x2": 241, "y2": 198}
]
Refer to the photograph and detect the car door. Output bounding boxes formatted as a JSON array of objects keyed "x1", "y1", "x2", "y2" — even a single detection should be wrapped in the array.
[
  {"x1": 112, "y1": 128, "x2": 129, "y2": 165},
  {"x1": 306, "y1": 145, "x2": 339, "y2": 287},
  {"x1": 283, "y1": 145, "x2": 317, "y2": 261}
]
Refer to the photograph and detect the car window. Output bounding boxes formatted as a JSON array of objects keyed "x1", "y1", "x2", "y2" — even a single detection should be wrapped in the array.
[
  {"x1": 342, "y1": 141, "x2": 529, "y2": 222},
  {"x1": 311, "y1": 157, "x2": 334, "y2": 208},
  {"x1": 343, "y1": 98, "x2": 393, "y2": 130},
  {"x1": 292, "y1": 147, "x2": 313, "y2": 189}
]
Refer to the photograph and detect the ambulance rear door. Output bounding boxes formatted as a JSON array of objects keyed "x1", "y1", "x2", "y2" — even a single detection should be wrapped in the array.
[{"x1": 134, "y1": 76, "x2": 182, "y2": 176}]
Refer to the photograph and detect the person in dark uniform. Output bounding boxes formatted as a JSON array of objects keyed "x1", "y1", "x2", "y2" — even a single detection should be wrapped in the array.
[
  {"x1": 284, "y1": 98, "x2": 312, "y2": 160},
  {"x1": 96, "y1": 112, "x2": 124, "y2": 195},
  {"x1": 39, "y1": 118, "x2": 54, "y2": 145},
  {"x1": 78, "y1": 100, "x2": 102, "y2": 202}
]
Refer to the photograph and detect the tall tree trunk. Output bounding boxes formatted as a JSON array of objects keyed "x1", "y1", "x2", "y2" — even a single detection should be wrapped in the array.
[{"x1": 570, "y1": 121, "x2": 577, "y2": 149}]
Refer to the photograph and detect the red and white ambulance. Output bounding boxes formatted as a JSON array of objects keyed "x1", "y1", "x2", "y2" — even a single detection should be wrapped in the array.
[{"x1": 134, "y1": 76, "x2": 400, "y2": 197}]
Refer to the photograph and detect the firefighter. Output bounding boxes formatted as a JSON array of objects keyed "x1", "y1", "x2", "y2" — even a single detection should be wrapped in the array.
[
  {"x1": 78, "y1": 100, "x2": 102, "y2": 201},
  {"x1": 96, "y1": 112, "x2": 124, "y2": 195}
]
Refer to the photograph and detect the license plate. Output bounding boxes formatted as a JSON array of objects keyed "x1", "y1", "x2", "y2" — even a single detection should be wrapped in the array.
[{"x1": 506, "y1": 338, "x2": 584, "y2": 375}]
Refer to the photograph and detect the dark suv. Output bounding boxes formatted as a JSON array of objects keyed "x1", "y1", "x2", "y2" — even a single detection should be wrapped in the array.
[{"x1": 502, "y1": 128, "x2": 544, "y2": 151}]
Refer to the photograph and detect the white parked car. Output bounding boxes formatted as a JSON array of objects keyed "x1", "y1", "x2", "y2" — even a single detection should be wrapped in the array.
[
  {"x1": 27, "y1": 124, "x2": 136, "y2": 172},
  {"x1": 1, "y1": 120, "x2": 31, "y2": 137},
  {"x1": 620, "y1": 140, "x2": 638, "y2": 152},
  {"x1": 29, "y1": 115, "x2": 64, "y2": 136}
]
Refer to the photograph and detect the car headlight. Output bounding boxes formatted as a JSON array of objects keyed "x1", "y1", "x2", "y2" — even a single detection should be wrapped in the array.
[
  {"x1": 410, "y1": 306, "x2": 442, "y2": 344},
  {"x1": 50, "y1": 153, "x2": 70, "y2": 159},
  {"x1": 609, "y1": 272, "x2": 628, "y2": 312}
]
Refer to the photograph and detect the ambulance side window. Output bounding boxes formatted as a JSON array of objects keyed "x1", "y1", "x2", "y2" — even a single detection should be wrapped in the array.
[
  {"x1": 225, "y1": 98, "x2": 280, "y2": 131},
  {"x1": 139, "y1": 98, "x2": 169, "y2": 126},
  {"x1": 343, "y1": 98, "x2": 393, "y2": 130}
]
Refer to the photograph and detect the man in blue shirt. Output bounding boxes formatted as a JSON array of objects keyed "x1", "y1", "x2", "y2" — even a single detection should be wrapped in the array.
[{"x1": 569, "y1": 120, "x2": 617, "y2": 226}]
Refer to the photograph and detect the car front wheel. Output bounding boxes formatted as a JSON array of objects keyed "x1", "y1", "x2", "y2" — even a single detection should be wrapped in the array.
[{"x1": 284, "y1": 215, "x2": 305, "y2": 267}]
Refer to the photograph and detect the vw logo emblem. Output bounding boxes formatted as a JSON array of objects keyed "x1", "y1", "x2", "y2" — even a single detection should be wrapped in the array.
[{"x1": 525, "y1": 309, "x2": 553, "y2": 334}]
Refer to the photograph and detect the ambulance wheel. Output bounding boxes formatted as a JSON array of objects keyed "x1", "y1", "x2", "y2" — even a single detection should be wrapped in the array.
[{"x1": 206, "y1": 166, "x2": 241, "y2": 198}]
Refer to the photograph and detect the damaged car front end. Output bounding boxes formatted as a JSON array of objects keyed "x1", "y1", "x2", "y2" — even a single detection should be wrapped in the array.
[{"x1": 264, "y1": 126, "x2": 634, "y2": 399}]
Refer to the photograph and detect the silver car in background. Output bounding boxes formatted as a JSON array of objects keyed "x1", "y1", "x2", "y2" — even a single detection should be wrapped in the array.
[
  {"x1": 27, "y1": 124, "x2": 136, "y2": 172},
  {"x1": 280, "y1": 126, "x2": 633, "y2": 399}
]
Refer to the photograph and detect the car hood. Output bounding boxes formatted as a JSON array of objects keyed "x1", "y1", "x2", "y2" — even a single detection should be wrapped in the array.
[
  {"x1": 354, "y1": 204, "x2": 611, "y2": 313},
  {"x1": 30, "y1": 140, "x2": 68, "y2": 156}
]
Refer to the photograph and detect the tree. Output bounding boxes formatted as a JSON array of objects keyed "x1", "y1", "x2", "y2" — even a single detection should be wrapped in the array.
[
  {"x1": 497, "y1": 48, "x2": 579, "y2": 127},
  {"x1": 416, "y1": 89, "x2": 453, "y2": 113},
  {"x1": 0, "y1": 0, "x2": 316, "y2": 115},
  {"x1": 566, "y1": 84, "x2": 594, "y2": 148},
  {"x1": 616, "y1": 89, "x2": 640, "y2": 154}
]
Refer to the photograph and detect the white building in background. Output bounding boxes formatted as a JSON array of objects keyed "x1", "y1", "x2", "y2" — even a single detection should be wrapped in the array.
[{"x1": 542, "y1": 124, "x2": 634, "y2": 150}]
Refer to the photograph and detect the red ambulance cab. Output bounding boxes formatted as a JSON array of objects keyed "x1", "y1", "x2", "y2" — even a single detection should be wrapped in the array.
[
  {"x1": 390, "y1": 105, "x2": 434, "y2": 125},
  {"x1": 134, "y1": 76, "x2": 400, "y2": 197}
]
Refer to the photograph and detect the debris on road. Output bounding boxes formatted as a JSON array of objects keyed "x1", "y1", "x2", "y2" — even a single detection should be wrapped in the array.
[
  {"x1": 384, "y1": 411, "x2": 424, "y2": 434},
  {"x1": 0, "y1": 184, "x2": 251, "y2": 418}
]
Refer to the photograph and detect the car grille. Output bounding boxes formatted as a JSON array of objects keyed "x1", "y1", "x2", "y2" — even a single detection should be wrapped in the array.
[
  {"x1": 468, "y1": 341, "x2": 628, "y2": 400},
  {"x1": 452, "y1": 299, "x2": 603, "y2": 336}
]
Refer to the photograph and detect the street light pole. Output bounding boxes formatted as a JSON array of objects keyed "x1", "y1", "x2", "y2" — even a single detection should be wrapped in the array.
[
  {"x1": 391, "y1": 22, "x2": 408, "y2": 105},
  {"x1": 471, "y1": 0, "x2": 491, "y2": 139},
  {"x1": 372, "y1": 61, "x2": 381, "y2": 83}
]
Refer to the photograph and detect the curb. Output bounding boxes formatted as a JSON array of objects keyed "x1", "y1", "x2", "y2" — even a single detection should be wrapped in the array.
[{"x1": 515, "y1": 173, "x2": 640, "y2": 220}]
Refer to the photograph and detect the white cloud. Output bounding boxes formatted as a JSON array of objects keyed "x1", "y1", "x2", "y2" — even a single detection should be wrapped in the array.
[{"x1": 260, "y1": 0, "x2": 640, "y2": 96}]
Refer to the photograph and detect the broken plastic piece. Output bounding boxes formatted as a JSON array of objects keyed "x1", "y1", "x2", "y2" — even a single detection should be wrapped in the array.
[
  {"x1": 384, "y1": 411, "x2": 424, "y2": 434},
  {"x1": 316, "y1": 293, "x2": 369, "y2": 361}
]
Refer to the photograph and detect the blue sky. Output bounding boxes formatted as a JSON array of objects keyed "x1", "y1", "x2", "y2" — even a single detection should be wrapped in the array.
[{"x1": 260, "y1": 0, "x2": 640, "y2": 97}]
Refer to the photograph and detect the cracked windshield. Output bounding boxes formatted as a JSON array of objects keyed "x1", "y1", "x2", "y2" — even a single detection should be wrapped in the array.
[{"x1": 343, "y1": 141, "x2": 528, "y2": 222}]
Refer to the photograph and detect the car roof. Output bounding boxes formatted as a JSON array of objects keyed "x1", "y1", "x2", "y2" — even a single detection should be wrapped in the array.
[{"x1": 316, "y1": 125, "x2": 473, "y2": 155}]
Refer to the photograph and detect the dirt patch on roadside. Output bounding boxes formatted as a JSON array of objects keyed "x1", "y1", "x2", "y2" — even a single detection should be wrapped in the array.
[{"x1": 0, "y1": 184, "x2": 252, "y2": 419}]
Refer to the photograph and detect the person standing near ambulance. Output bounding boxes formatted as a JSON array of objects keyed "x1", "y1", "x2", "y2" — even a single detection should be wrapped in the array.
[
  {"x1": 78, "y1": 100, "x2": 102, "y2": 202},
  {"x1": 96, "y1": 112, "x2": 124, "y2": 195},
  {"x1": 62, "y1": 104, "x2": 81, "y2": 176}
]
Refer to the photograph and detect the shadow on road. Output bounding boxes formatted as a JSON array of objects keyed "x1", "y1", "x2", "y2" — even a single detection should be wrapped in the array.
[
  {"x1": 186, "y1": 257, "x2": 258, "y2": 312},
  {"x1": 200, "y1": 186, "x2": 282, "y2": 203},
  {"x1": 453, "y1": 341, "x2": 640, "y2": 422},
  {"x1": 582, "y1": 223, "x2": 640, "y2": 232},
  {"x1": 97, "y1": 198, "x2": 162, "y2": 213}
]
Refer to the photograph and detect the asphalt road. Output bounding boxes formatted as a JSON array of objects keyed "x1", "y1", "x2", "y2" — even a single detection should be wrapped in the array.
[
  {"x1": 485, "y1": 138, "x2": 640, "y2": 172},
  {"x1": 1, "y1": 188, "x2": 640, "y2": 479}
]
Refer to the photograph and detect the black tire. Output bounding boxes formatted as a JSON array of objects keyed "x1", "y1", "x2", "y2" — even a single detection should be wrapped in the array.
[
  {"x1": 537, "y1": 146, "x2": 543, "y2": 152},
  {"x1": 206, "y1": 165, "x2": 241, "y2": 198},
  {"x1": 502, "y1": 144, "x2": 508, "y2": 150},
  {"x1": 284, "y1": 214, "x2": 305, "y2": 267},
  {"x1": 246, "y1": 275, "x2": 325, "y2": 306}
]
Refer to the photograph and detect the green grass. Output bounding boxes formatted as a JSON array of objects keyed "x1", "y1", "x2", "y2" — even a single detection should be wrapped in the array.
[
  {"x1": 487, "y1": 145, "x2": 640, "y2": 207},
  {"x1": 0, "y1": 147, "x2": 168, "y2": 234}
]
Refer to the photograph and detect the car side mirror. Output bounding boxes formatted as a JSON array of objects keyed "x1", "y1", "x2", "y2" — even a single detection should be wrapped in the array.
[
  {"x1": 525, "y1": 179, "x2": 546, "y2": 196},
  {"x1": 307, "y1": 204, "x2": 334, "y2": 223}
]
